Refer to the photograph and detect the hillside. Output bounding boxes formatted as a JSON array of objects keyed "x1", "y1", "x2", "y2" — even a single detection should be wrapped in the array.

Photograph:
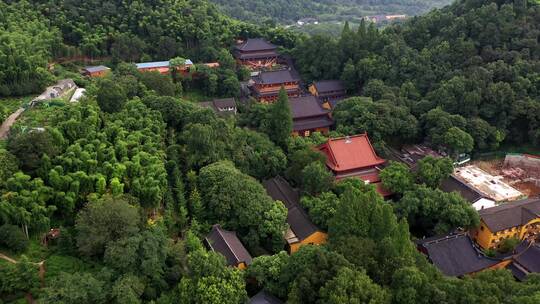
[
  {"x1": 294, "y1": 0, "x2": 540, "y2": 149},
  {"x1": 209, "y1": 0, "x2": 453, "y2": 24}
]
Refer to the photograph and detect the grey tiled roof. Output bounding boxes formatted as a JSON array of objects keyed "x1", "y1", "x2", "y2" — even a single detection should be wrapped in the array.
[
  {"x1": 254, "y1": 70, "x2": 299, "y2": 85},
  {"x1": 479, "y1": 198, "x2": 540, "y2": 231},
  {"x1": 205, "y1": 225, "x2": 252, "y2": 267},
  {"x1": 289, "y1": 96, "x2": 328, "y2": 119},
  {"x1": 249, "y1": 290, "x2": 283, "y2": 304},
  {"x1": 440, "y1": 175, "x2": 484, "y2": 203},
  {"x1": 417, "y1": 233, "x2": 500, "y2": 276},
  {"x1": 235, "y1": 38, "x2": 277, "y2": 52},
  {"x1": 313, "y1": 80, "x2": 346, "y2": 94},
  {"x1": 262, "y1": 176, "x2": 320, "y2": 241}
]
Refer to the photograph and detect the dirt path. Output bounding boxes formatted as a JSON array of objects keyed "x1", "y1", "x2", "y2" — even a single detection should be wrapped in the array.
[
  {"x1": 0, "y1": 252, "x2": 18, "y2": 263},
  {"x1": 0, "y1": 252, "x2": 46, "y2": 285},
  {"x1": 0, "y1": 107, "x2": 25, "y2": 139}
]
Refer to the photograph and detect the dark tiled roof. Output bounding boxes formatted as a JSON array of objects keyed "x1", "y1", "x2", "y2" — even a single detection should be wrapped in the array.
[
  {"x1": 254, "y1": 87, "x2": 300, "y2": 97},
  {"x1": 254, "y1": 70, "x2": 299, "y2": 85},
  {"x1": 479, "y1": 198, "x2": 540, "y2": 232},
  {"x1": 213, "y1": 98, "x2": 236, "y2": 108},
  {"x1": 205, "y1": 225, "x2": 252, "y2": 267},
  {"x1": 201, "y1": 98, "x2": 236, "y2": 109},
  {"x1": 83, "y1": 65, "x2": 110, "y2": 73},
  {"x1": 440, "y1": 176, "x2": 484, "y2": 203},
  {"x1": 313, "y1": 80, "x2": 346, "y2": 94},
  {"x1": 506, "y1": 263, "x2": 528, "y2": 281},
  {"x1": 200, "y1": 98, "x2": 236, "y2": 116},
  {"x1": 293, "y1": 117, "x2": 334, "y2": 132},
  {"x1": 262, "y1": 176, "x2": 299, "y2": 210},
  {"x1": 514, "y1": 243, "x2": 540, "y2": 273},
  {"x1": 327, "y1": 97, "x2": 346, "y2": 109},
  {"x1": 287, "y1": 207, "x2": 320, "y2": 241},
  {"x1": 235, "y1": 38, "x2": 277, "y2": 52},
  {"x1": 249, "y1": 290, "x2": 283, "y2": 304},
  {"x1": 417, "y1": 233, "x2": 500, "y2": 276},
  {"x1": 262, "y1": 177, "x2": 320, "y2": 241},
  {"x1": 289, "y1": 96, "x2": 329, "y2": 119},
  {"x1": 236, "y1": 52, "x2": 279, "y2": 60}
]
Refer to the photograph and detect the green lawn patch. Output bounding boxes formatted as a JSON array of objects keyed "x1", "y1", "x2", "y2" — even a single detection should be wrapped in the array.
[
  {"x1": 13, "y1": 102, "x2": 67, "y2": 130},
  {"x1": 475, "y1": 144, "x2": 540, "y2": 160},
  {"x1": 182, "y1": 89, "x2": 213, "y2": 102},
  {"x1": 1, "y1": 239, "x2": 49, "y2": 263},
  {"x1": 44, "y1": 254, "x2": 92, "y2": 283},
  {"x1": 0, "y1": 96, "x2": 34, "y2": 114}
]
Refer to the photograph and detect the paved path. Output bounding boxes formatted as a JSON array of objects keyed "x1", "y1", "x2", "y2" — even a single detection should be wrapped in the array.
[{"x1": 0, "y1": 107, "x2": 25, "y2": 139}]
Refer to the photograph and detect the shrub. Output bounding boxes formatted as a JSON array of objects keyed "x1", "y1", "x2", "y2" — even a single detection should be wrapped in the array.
[
  {"x1": 0, "y1": 224, "x2": 29, "y2": 253},
  {"x1": 498, "y1": 237, "x2": 520, "y2": 253}
]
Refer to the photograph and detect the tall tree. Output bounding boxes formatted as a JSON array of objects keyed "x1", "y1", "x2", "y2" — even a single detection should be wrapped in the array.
[
  {"x1": 269, "y1": 87, "x2": 293, "y2": 148},
  {"x1": 380, "y1": 162, "x2": 415, "y2": 194},
  {"x1": 415, "y1": 156, "x2": 453, "y2": 188},
  {"x1": 0, "y1": 149, "x2": 18, "y2": 188},
  {"x1": 443, "y1": 127, "x2": 474, "y2": 158},
  {"x1": 76, "y1": 195, "x2": 141, "y2": 257},
  {"x1": 301, "y1": 161, "x2": 334, "y2": 196},
  {"x1": 397, "y1": 185, "x2": 479, "y2": 235},
  {"x1": 319, "y1": 268, "x2": 390, "y2": 304},
  {"x1": 39, "y1": 272, "x2": 107, "y2": 304},
  {"x1": 96, "y1": 79, "x2": 127, "y2": 113},
  {"x1": 198, "y1": 161, "x2": 287, "y2": 251}
]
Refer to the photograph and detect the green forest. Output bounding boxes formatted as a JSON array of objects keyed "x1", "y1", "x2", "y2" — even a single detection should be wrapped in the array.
[
  {"x1": 0, "y1": 0, "x2": 540, "y2": 303},
  {"x1": 210, "y1": 0, "x2": 452, "y2": 24}
]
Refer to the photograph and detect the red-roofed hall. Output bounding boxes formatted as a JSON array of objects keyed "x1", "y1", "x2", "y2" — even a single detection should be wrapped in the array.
[{"x1": 317, "y1": 134, "x2": 391, "y2": 197}]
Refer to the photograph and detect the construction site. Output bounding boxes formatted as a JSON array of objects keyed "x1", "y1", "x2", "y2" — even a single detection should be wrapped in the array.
[
  {"x1": 453, "y1": 165, "x2": 524, "y2": 202},
  {"x1": 470, "y1": 154, "x2": 540, "y2": 199}
]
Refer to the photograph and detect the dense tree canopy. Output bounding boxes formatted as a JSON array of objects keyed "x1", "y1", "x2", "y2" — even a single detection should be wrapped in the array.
[
  {"x1": 294, "y1": 0, "x2": 540, "y2": 147},
  {"x1": 198, "y1": 161, "x2": 287, "y2": 251}
]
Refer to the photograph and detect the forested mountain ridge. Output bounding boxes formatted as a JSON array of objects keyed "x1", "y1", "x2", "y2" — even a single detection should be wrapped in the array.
[
  {"x1": 294, "y1": 0, "x2": 540, "y2": 150},
  {"x1": 209, "y1": 0, "x2": 452, "y2": 24},
  {"x1": 0, "y1": 0, "x2": 298, "y2": 96}
]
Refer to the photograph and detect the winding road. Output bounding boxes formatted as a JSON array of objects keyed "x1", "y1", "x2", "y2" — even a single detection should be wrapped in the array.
[{"x1": 0, "y1": 107, "x2": 25, "y2": 139}]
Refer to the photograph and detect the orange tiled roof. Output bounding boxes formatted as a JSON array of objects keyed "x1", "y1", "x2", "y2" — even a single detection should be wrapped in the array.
[{"x1": 318, "y1": 134, "x2": 386, "y2": 172}]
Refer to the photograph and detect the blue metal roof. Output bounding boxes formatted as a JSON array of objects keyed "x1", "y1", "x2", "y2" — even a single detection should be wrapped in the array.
[
  {"x1": 135, "y1": 59, "x2": 193, "y2": 69},
  {"x1": 84, "y1": 65, "x2": 110, "y2": 73}
]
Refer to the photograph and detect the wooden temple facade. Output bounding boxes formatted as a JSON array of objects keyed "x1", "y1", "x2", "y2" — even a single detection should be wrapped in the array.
[
  {"x1": 233, "y1": 38, "x2": 279, "y2": 69},
  {"x1": 251, "y1": 69, "x2": 300, "y2": 103},
  {"x1": 317, "y1": 134, "x2": 391, "y2": 198},
  {"x1": 289, "y1": 96, "x2": 333, "y2": 137}
]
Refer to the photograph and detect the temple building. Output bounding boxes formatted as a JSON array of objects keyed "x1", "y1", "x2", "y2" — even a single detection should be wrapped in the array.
[
  {"x1": 416, "y1": 233, "x2": 503, "y2": 277},
  {"x1": 249, "y1": 290, "x2": 283, "y2": 304},
  {"x1": 317, "y1": 134, "x2": 391, "y2": 198},
  {"x1": 506, "y1": 241, "x2": 540, "y2": 281},
  {"x1": 308, "y1": 80, "x2": 347, "y2": 109},
  {"x1": 440, "y1": 176, "x2": 496, "y2": 211},
  {"x1": 135, "y1": 59, "x2": 193, "y2": 74},
  {"x1": 233, "y1": 38, "x2": 279, "y2": 69},
  {"x1": 81, "y1": 65, "x2": 110, "y2": 78},
  {"x1": 289, "y1": 96, "x2": 333, "y2": 137},
  {"x1": 200, "y1": 98, "x2": 237, "y2": 116},
  {"x1": 251, "y1": 70, "x2": 300, "y2": 103},
  {"x1": 470, "y1": 198, "x2": 540, "y2": 250},
  {"x1": 205, "y1": 224, "x2": 252, "y2": 269},
  {"x1": 263, "y1": 176, "x2": 327, "y2": 254}
]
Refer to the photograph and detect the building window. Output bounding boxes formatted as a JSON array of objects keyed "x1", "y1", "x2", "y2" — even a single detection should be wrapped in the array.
[{"x1": 480, "y1": 226, "x2": 484, "y2": 231}]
